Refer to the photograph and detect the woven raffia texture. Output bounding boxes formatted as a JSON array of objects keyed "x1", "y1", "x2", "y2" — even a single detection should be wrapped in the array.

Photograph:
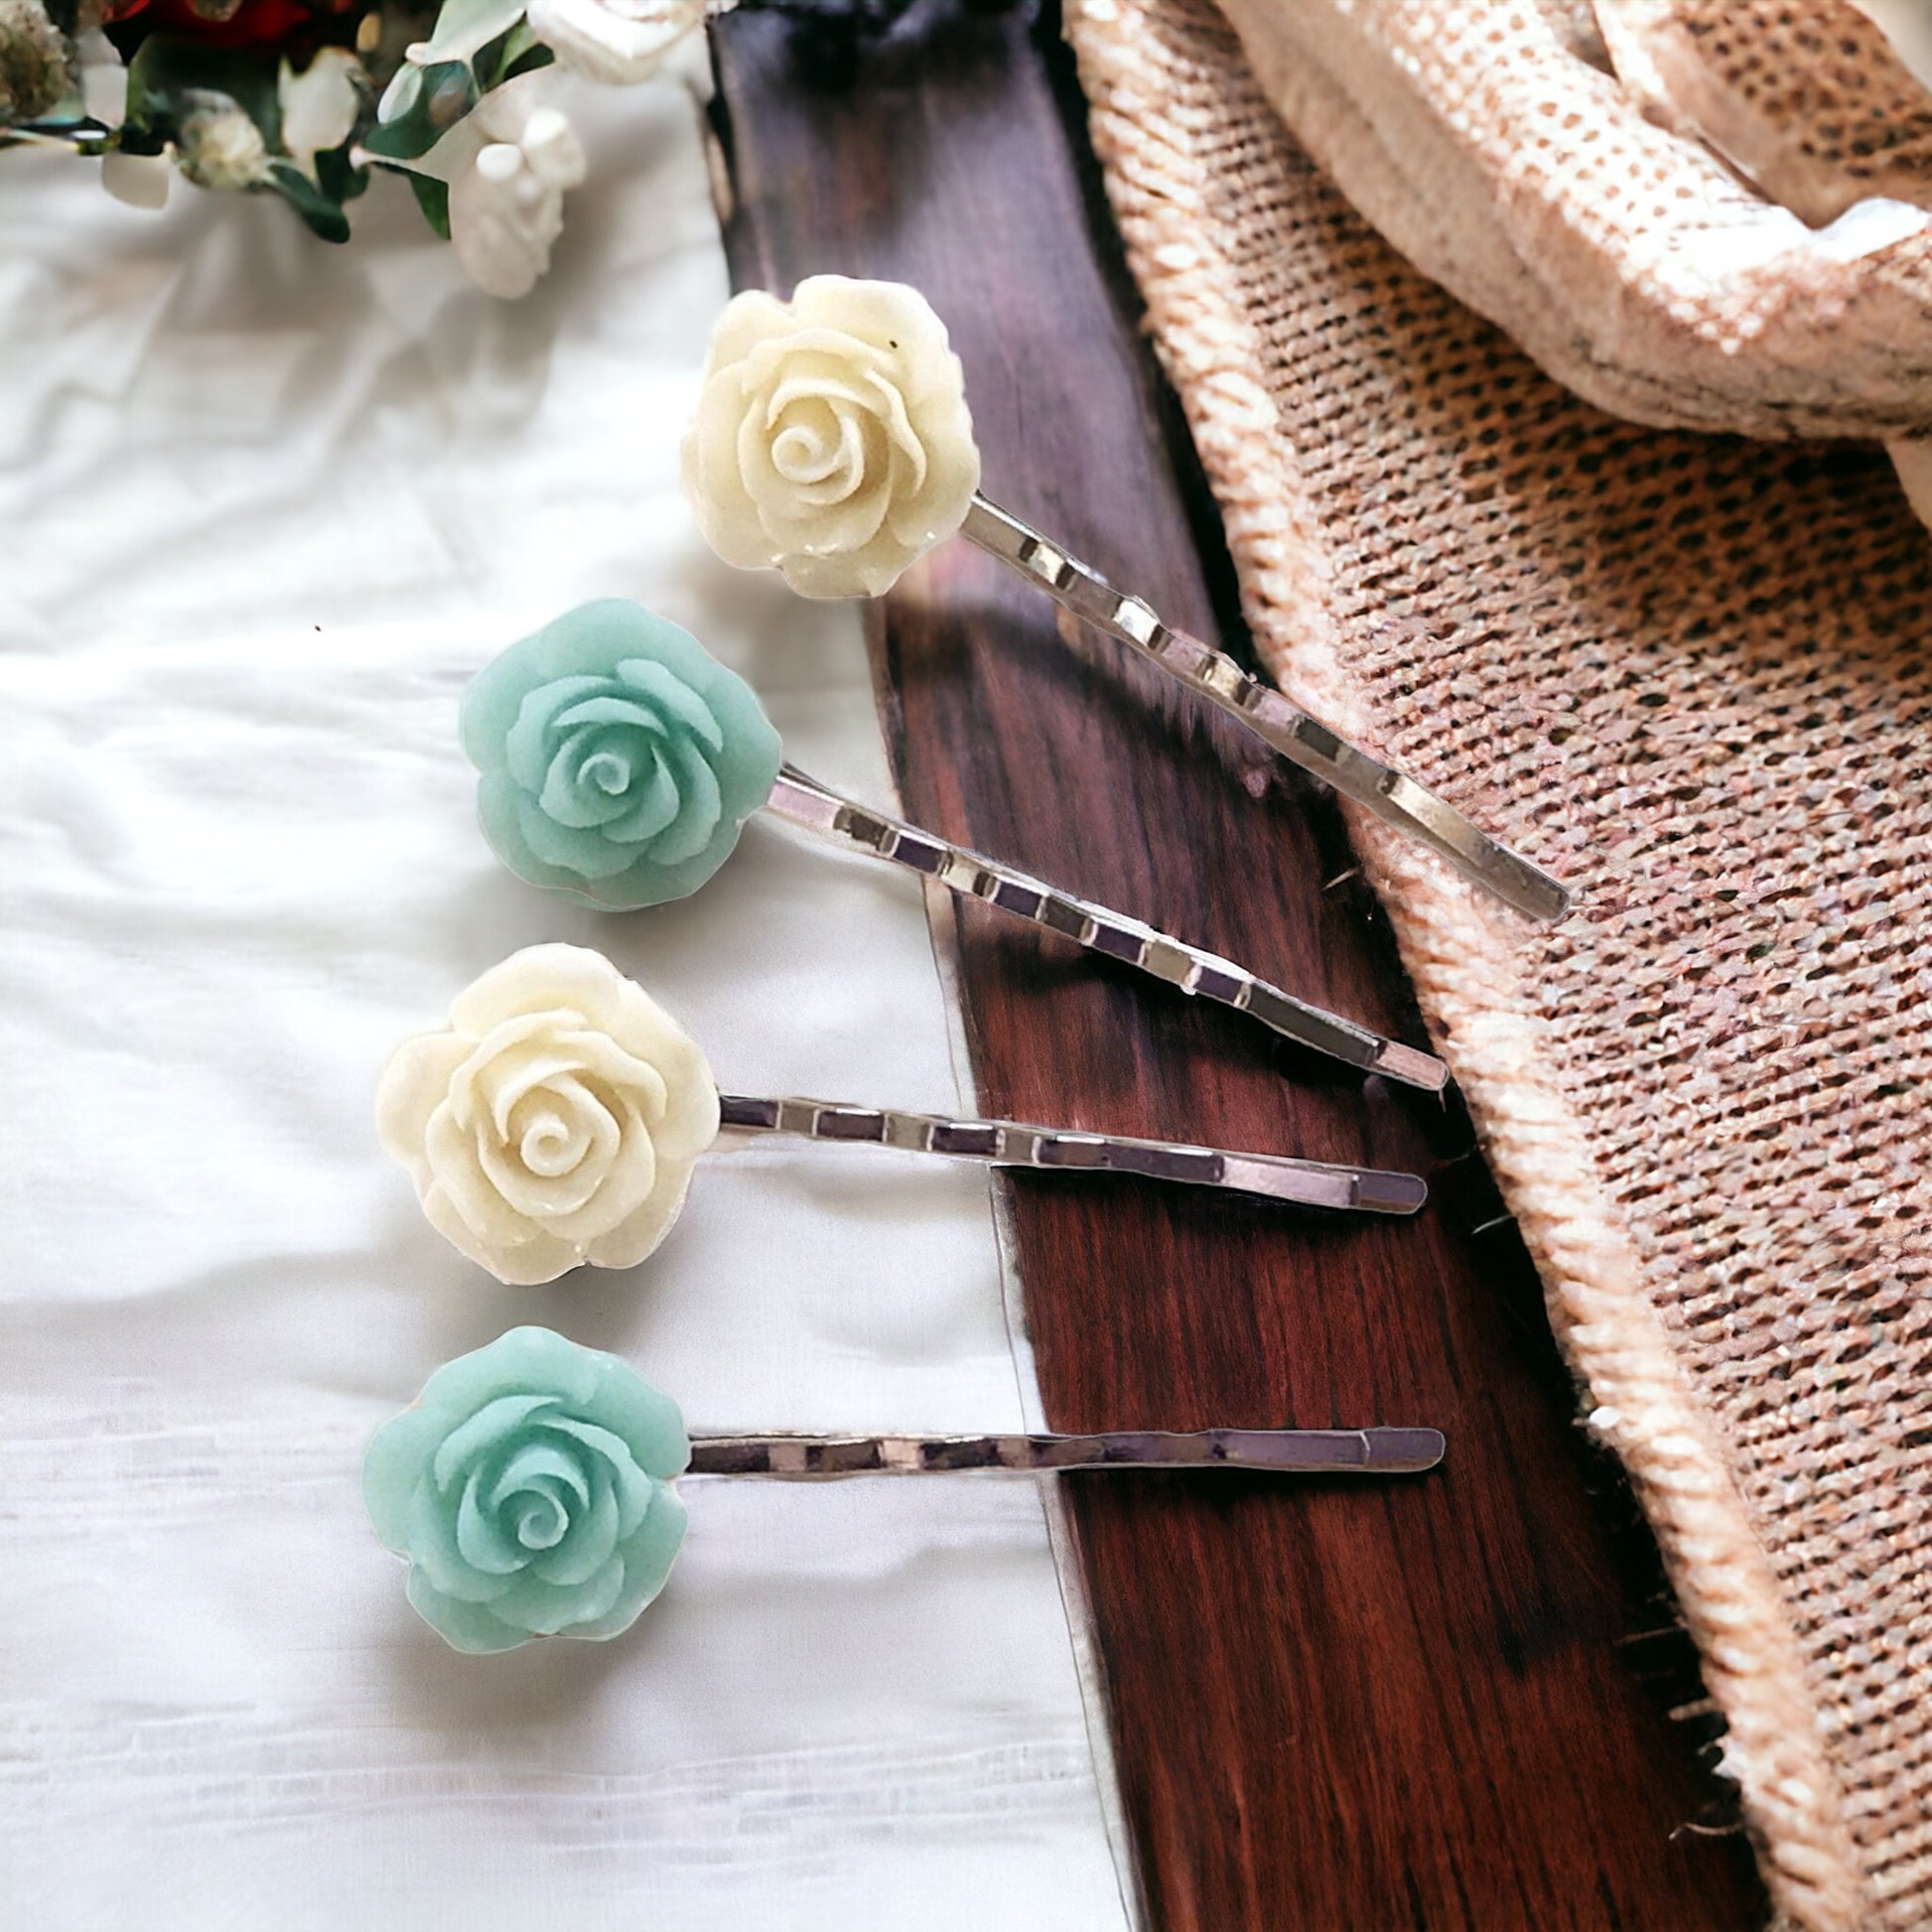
[{"x1": 1065, "y1": 3, "x2": 1932, "y2": 1926}]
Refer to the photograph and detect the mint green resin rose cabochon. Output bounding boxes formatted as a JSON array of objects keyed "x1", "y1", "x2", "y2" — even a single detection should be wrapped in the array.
[
  {"x1": 365, "y1": 1326, "x2": 691, "y2": 1654},
  {"x1": 366, "y1": 1328, "x2": 1447, "y2": 1654},
  {"x1": 462, "y1": 600, "x2": 784, "y2": 910},
  {"x1": 460, "y1": 601, "x2": 1449, "y2": 1091}
]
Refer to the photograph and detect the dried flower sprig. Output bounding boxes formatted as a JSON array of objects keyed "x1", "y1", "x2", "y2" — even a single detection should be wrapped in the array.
[
  {"x1": 0, "y1": 0, "x2": 720, "y2": 294},
  {"x1": 2, "y1": 0, "x2": 1032, "y2": 289}
]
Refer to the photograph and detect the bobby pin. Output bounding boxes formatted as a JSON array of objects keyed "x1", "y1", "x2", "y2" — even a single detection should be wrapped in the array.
[
  {"x1": 764, "y1": 764, "x2": 1444, "y2": 1089},
  {"x1": 712, "y1": 1093, "x2": 1422, "y2": 1215},
  {"x1": 461, "y1": 599, "x2": 1447, "y2": 1091},
  {"x1": 681, "y1": 273, "x2": 1570, "y2": 925},
  {"x1": 958, "y1": 497, "x2": 1568, "y2": 923},
  {"x1": 365, "y1": 1326, "x2": 1448, "y2": 1652},
  {"x1": 685, "y1": 1427, "x2": 1445, "y2": 1477},
  {"x1": 375, "y1": 943, "x2": 1428, "y2": 1285}
]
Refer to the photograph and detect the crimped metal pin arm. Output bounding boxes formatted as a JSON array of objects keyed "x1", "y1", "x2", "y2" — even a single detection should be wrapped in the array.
[
  {"x1": 764, "y1": 765, "x2": 1446, "y2": 1092},
  {"x1": 686, "y1": 1427, "x2": 1446, "y2": 1477},
  {"x1": 959, "y1": 493, "x2": 1570, "y2": 924},
  {"x1": 715, "y1": 1093, "x2": 1426, "y2": 1215}
]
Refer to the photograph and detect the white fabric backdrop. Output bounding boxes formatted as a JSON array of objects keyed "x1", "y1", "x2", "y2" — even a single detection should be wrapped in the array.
[{"x1": 0, "y1": 60, "x2": 1129, "y2": 1932}]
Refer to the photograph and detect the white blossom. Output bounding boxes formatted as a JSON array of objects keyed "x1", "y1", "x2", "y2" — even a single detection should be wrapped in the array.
[
  {"x1": 0, "y1": 0, "x2": 69, "y2": 125},
  {"x1": 435, "y1": 71, "x2": 586, "y2": 299},
  {"x1": 376, "y1": 0, "x2": 526, "y2": 123},
  {"x1": 176, "y1": 93, "x2": 269, "y2": 192},
  {"x1": 278, "y1": 48, "x2": 363, "y2": 180},
  {"x1": 525, "y1": 0, "x2": 707, "y2": 85}
]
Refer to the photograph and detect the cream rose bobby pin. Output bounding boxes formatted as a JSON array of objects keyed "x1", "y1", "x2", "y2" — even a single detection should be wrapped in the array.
[
  {"x1": 680, "y1": 274, "x2": 1570, "y2": 927},
  {"x1": 462, "y1": 599, "x2": 1446, "y2": 1092},
  {"x1": 366, "y1": 1326, "x2": 1446, "y2": 1653},
  {"x1": 376, "y1": 944, "x2": 1426, "y2": 1286}
]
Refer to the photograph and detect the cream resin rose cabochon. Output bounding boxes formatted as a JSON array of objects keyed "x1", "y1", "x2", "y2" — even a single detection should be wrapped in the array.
[
  {"x1": 679, "y1": 275, "x2": 1569, "y2": 923},
  {"x1": 376, "y1": 945, "x2": 719, "y2": 1287},
  {"x1": 683, "y1": 275, "x2": 983, "y2": 599}
]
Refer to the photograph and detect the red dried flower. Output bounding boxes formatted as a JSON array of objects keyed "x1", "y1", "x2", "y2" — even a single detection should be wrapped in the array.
[{"x1": 112, "y1": 0, "x2": 320, "y2": 49}]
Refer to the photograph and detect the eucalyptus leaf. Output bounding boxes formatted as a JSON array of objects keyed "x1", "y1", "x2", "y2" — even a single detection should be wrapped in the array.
[
  {"x1": 483, "y1": 22, "x2": 554, "y2": 88},
  {"x1": 357, "y1": 57, "x2": 472, "y2": 160},
  {"x1": 375, "y1": 61, "x2": 420, "y2": 124},
  {"x1": 417, "y1": 0, "x2": 527, "y2": 65},
  {"x1": 390, "y1": 92, "x2": 492, "y2": 186},
  {"x1": 406, "y1": 168, "x2": 451, "y2": 239},
  {"x1": 268, "y1": 159, "x2": 350, "y2": 242},
  {"x1": 315, "y1": 142, "x2": 369, "y2": 204}
]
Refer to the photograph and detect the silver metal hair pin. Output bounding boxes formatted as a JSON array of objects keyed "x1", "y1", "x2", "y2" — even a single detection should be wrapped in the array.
[
  {"x1": 715, "y1": 1092, "x2": 1426, "y2": 1215},
  {"x1": 377, "y1": 945, "x2": 1432, "y2": 1287},
  {"x1": 959, "y1": 499, "x2": 1568, "y2": 923},
  {"x1": 366, "y1": 1328, "x2": 1447, "y2": 1652},
  {"x1": 764, "y1": 765, "x2": 1447, "y2": 1091},
  {"x1": 685, "y1": 1426, "x2": 1446, "y2": 1477},
  {"x1": 683, "y1": 274, "x2": 1571, "y2": 926},
  {"x1": 463, "y1": 608, "x2": 1449, "y2": 1093}
]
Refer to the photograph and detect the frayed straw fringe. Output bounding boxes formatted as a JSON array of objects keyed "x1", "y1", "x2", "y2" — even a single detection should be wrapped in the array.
[{"x1": 1065, "y1": 2, "x2": 1875, "y2": 1922}]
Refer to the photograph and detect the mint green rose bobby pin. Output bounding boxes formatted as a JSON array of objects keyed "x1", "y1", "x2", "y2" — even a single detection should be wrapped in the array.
[
  {"x1": 366, "y1": 1325, "x2": 1447, "y2": 1653},
  {"x1": 464, "y1": 599, "x2": 1445, "y2": 1093}
]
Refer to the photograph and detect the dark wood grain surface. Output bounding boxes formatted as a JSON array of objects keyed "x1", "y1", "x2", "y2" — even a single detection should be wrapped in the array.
[{"x1": 710, "y1": 7, "x2": 1770, "y2": 1926}]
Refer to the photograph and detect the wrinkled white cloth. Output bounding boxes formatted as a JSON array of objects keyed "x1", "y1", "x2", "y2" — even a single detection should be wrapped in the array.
[{"x1": 0, "y1": 63, "x2": 1128, "y2": 1932}]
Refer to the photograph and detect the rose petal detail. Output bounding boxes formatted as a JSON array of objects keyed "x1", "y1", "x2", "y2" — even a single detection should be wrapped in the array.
[
  {"x1": 539, "y1": 728, "x2": 640, "y2": 829},
  {"x1": 423, "y1": 1104, "x2": 545, "y2": 1248},
  {"x1": 408, "y1": 1477, "x2": 515, "y2": 1603},
  {"x1": 859, "y1": 366, "x2": 929, "y2": 499},
  {"x1": 613, "y1": 657, "x2": 725, "y2": 751},
  {"x1": 548, "y1": 692, "x2": 670, "y2": 735},
  {"x1": 682, "y1": 275, "x2": 982, "y2": 599},
  {"x1": 374, "y1": 1032, "x2": 477, "y2": 1180},
  {"x1": 646, "y1": 738, "x2": 725, "y2": 867},
  {"x1": 489, "y1": 1440, "x2": 593, "y2": 1513},
  {"x1": 423, "y1": 1180, "x2": 581, "y2": 1286},
  {"x1": 492, "y1": 1553, "x2": 629, "y2": 1635},
  {"x1": 600, "y1": 748, "x2": 683, "y2": 845},
  {"x1": 504, "y1": 675, "x2": 610, "y2": 792},
  {"x1": 511, "y1": 1488, "x2": 570, "y2": 1551},
  {"x1": 514, "y1": 793, "x2": 642, "y2": 880},
  {"x1": 738, "y1": 398, "x2": 896, "y2": 557},
  {"x1": 431, "y1": 1393, "x2": 558, "y2": 1488},
  {"x1": 365, "y1": 1329, "x2": 693, "y2": 1653},
  {"x1": 377, "y1": 947, "x2": 717, "y2": 1283},
  {"x1": 530, "y1": 1473, "x2": 621, "y2": 1585},
  {"x1": 476, "y1": 1073, "x2": 625, "y2": 1222},
  {"x1": 450, "y1": 942, "x2": 632, "y2": 1037},
  {"x1": 536, "y1": 1414, "x2": 652, "y2": 1526},
  {"x1": 402, "y1": 1572, "x2": 531, "y2": 1655},
  {"x1": 461, "y1": 602, "x2": 782, "y2": 910},
  {"x1": 458, "y1": 1466, "x2": 528, "y2": 1575}
]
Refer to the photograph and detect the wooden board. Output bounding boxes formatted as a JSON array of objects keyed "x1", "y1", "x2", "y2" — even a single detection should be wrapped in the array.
[{"x1": 710, "y1": 6, "x2": 1771, "y2": 1925}]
